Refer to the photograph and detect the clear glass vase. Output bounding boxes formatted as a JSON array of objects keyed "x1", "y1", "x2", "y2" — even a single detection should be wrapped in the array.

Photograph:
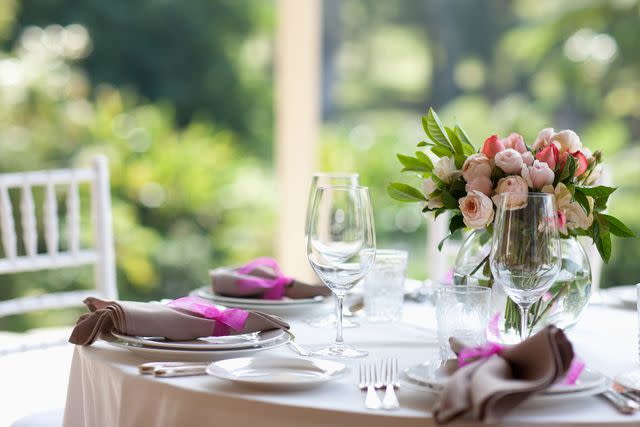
[{"x1": 453, "y1": 229, "x2": 592, "y2": 344}]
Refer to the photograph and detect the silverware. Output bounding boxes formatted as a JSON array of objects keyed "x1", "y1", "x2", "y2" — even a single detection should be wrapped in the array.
[
  {"x1": 283, "y1": 329, "x2": 312, "y2": 357},
  {"x1": 154, "y1": 364, "x2": 208, "y2": 377},
  {"x1": 138, "y1": 361, "x2": 205, "y2": 375},
  {"x1": 599, "y1": 389, "x2": 640, "y2": 414},
  {"x1": 381, "y1": 358, "x2": 400, "y2": 410},
  {"x1": 359, "y1": 362, "x2": 381, "y2": 410}
]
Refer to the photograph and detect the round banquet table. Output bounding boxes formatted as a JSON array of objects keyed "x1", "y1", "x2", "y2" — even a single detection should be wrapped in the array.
[{"x1": 62, "y1": 301, "x2": 640, "y2": 427}]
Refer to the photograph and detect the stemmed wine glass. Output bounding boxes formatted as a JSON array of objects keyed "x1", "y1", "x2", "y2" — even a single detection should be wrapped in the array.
[
  {"x1": 305, "y1": 173, "x2": 360, "y2": 329},
  {"x1": 306, "y1": 185, "x2": 376, "y2": 358},
  {"x1": 490, "y1": 192, "x2": 561, "y2": 341}
]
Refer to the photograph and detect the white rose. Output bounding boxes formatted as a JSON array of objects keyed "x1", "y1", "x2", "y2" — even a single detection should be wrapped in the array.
[
  {"x1": 532, "y1": 128, "x2": 555, "y2": 151},
  {"x1": 423, "y1": 177, "x2": 437, "y2": 196},
  {"x1": 542, "y1": 183, "x2": 593, "y2": 231},
  {"x1": 462, "y1": 153, "x2": 492, "y2": 182},
  {"x1": 434, "y1": 156, "x2": 460, "y2": 184},
  {"x1": 494, "y1": 148, "x2": 524, "y2": 174},
  {"x1": 550, "y1": 130, "x2": 582, "y2": 154},
  {"x1": 427, "y1": 195, "x2": 444, "y2": 209},
  {"x1": 459, "y1": 190, "x2": 495, "y2": 229}
]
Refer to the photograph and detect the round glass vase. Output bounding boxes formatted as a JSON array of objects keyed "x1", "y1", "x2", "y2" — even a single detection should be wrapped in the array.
[{"x1": 453, "y1": 229, "x2": 592, "y2": 344}]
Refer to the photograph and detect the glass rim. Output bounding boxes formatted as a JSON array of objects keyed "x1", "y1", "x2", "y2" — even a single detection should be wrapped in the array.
[
  {"x1": 435, "y1": 284, "x2": 491, "y2": 294},
  {"x1": 312, "y1": 172, "x2": 359, "y2": 178},
  {"x1": 372, "y1": 249, "x2": 408, "y2": 257},
  {"x1": 315, "y1": 184, "x2": 369, "y2": 191}
]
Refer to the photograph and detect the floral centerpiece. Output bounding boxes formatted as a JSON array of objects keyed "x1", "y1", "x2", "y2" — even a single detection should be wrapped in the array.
[{"x1": 389, "y1": 107, "x2": 635, "y2": 337}]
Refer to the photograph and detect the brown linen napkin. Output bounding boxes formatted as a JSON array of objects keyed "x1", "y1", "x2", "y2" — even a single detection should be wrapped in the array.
[
  {"x1": 434, "y1": 325, "x2": 574, "y2": 424},
  {"x1": 210, "y1": 260, "x2": 331, "y2": 299},
  {"x1": 69, "y1": 297, "x2": 290, "y2": 346}
]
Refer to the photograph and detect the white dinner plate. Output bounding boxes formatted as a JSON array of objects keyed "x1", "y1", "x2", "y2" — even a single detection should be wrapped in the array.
[
  {"x1": 206, "y1": 356, "x2": 346, "y2": 389},
  {"x1": 404, "y1": 362, "x2": 605, "y2": 395},
  {"x1": 193, "y1": 287, "x2": 325, "y2": 306},
  {"x1": 108, "y1": 335, "x2": 289, "y2": 362},
  {"x1": 111, "y1": 329, "x2": 286, "y2": 351}
]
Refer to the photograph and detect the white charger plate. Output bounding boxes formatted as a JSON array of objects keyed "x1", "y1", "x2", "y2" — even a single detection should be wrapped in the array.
[
  {"x1": 404, "y1": 362, "x2": 606, "y2": 395},
  {"x1": 206, "y1": 356, "x2": 346, "y2": 389},
  {"x1": 111, "y1": 329, "x2": 285, "y2": 351},
  {"x1": 108, "y1": 335, "x2": 289, "y2": 362}
]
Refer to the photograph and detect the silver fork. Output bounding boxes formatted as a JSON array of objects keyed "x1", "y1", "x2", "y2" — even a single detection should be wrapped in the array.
[
  {"x1": 382, "y1": 358, "x2": 400, "y2": 410},
  {"x1": 359, "y1": 362, "x2": 381, "y2": 409},
  {"x1": 283, "y1": 329, "x2": 312, "y2": 357}
]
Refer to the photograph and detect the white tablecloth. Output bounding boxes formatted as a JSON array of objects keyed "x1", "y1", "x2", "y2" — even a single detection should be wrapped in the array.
[{"x1": 62, "y1": 303, "x2": 640, "y2": 427}]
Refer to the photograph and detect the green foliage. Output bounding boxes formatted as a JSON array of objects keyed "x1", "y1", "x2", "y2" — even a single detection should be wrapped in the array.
[{"x1": 387, "y1": 182, "x2": 426, "y2": 202}]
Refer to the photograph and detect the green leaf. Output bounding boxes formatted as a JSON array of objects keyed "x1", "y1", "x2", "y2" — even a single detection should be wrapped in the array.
[
  {"x1": 596, "y1": 232, "x2": 612, "y2": 263},
  {"x1": 387, "y1": 183, "x2": 427, "y2": 202},
  {"x1": 415, "y1": 151, "x2": 434, "y2": 171},
  {"x1": 575, "y1": 185, "x2": 617, "y2": 199},
  {"x1": 446, "y1": 126, "x2": 464, "y2": 156},
  {"x1": 437, "y1": 233, "x2": 452, "y2": 251},
  {"x1": 600, "y1": 214, "x2": 636, "y2": 238},
  {"x1": 440, "y1": 188, "x2": 459, "y2": 209},
  {"x1": 558, "y1": 155, "x2": 577, "y2": 183},
  {"x1": 431, "y1": 144, "x2": 453, "y2": 158},
  {"x1": 424, "y1": 108, "x2": 452, "y2": 149},
  {"x1": 449, "y1": 214, "x2": 465, "y2": 234},
  {"x1": 433, "y1": 207, "x2": 448, "y2": 219},
  {"x1": 572, "y1": 190, "x2": 591, "y2": 215},
  {"x1": 455, "y1": 124, "x2": 475, "y2": 154},
  {"x1": 397, "y1": 154, "x2": 430, "y2": 173},
  {"x1": 417, "y1": 141, "x2": 432, "y2": 147}
]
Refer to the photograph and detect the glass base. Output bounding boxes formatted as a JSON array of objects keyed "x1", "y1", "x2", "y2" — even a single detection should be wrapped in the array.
[
  {"x1": 305, "y1": 315, "x2": 359, "y2": 329},
  {"x1": 312, "y1": 343, "x2": 368, "y2": 359}
]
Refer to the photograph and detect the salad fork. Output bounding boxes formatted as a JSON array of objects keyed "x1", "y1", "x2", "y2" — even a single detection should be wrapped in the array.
[
  {"x1": 359, "y1": 362, "x2": 381, "y2": 409},
  {"x1": 381, "y1": 358, "x2": 400, "y2": 410}
]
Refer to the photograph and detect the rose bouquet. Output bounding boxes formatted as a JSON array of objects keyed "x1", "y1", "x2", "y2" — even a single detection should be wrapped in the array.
[{"x1": 388, "y1": 107, "x2": 634, "y2": 334}]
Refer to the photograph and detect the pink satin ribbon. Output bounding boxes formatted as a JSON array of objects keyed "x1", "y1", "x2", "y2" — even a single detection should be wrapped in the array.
[
  {"x1": 167, "y1": 296, "x2": 249, "y2": 336},
  {"x1": 458, "y1": 342, "x2": 505, "y2": 367},
  {"x1": 235, "y1": 257, "x2": 294, "y2": 300}
]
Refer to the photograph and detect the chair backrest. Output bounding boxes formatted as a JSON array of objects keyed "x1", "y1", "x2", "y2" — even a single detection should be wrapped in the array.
[{"x1": 0, "y1": 155, "x2": 117, "y2": 318}]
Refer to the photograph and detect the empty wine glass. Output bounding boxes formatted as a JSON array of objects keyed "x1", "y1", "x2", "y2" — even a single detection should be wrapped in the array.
[
  {"x1": 490, "y1": 192, "x2": 561, "y2": 341},
  {"x1": 307, "y1": 185, "x2": 376, "y2": 358},
  {"x1": 305, "y1": 173, "x2": 360, "y2": 329}
]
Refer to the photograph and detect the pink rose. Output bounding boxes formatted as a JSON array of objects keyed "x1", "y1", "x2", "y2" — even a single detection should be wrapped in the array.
[
  {"x1": 535, "y1": 144, "x2": 559, "y2": 170},
  {"x1": 459, "y1": 190, "x2": 495, "y2": 229},
  {"x1": 481, "y1": 134, "x2": 505, "y2": 159},
  {"x1": 465, "y1": 175, "x2": 493, "y2": 196},
  {"x1": 550, "y1": 130, "x2": 582, "y2": 154},
  {"x1": 572, "y1": 151, "x2": 588, "y2": 176},
  {"x1": 500, "y1": 133, "x2": 527, "y2": 153},
  {"x1": 494, "y1": 148, "x2": 524, "y2": 174},
  {"x1": 462, "y1": 153, "x2": 492, "y2": 182},
  {"x1": 493, "y1": 175, "x2": 529, "y2": 209},
  {"x1": 521, "y1": 160, "x2": 555, "y2": 190},
  {"x1": 532, "y1": 128, "x2": 555, "y2": 151},
  {"x1": 521, "y1": 151, "x2": 534, "y2": 166}
]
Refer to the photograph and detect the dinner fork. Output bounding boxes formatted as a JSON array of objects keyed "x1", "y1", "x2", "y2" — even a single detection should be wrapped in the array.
[
  {"x1": 381, "y1": 358, "x2": 400, "y2": 410},
  {"x1": 359, "y1": 362, "x2": 381, "y2": 409},
  {"x1": 283, "y1": 329, "x2": 312, "y2": 357}
]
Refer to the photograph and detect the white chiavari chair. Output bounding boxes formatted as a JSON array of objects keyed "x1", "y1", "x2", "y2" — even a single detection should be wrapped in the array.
[{"x1": 0, "y1": 155, "x2": 117, "y2": 355}]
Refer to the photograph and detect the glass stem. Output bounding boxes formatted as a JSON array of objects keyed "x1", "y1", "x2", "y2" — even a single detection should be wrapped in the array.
[
  {"x1": 519, "y1": 305, "x2": 529, "y2": 340},
  {"x1": 335, "y1": 294, "x2": 344, "y2": 347}
]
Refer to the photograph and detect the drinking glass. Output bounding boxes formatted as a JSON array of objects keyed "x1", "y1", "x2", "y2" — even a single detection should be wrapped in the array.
[
  {"x1": 305, "y1": 173, "x2": 360, "y2": 329},
  {"x1": 307, "y1": 185, "x2": 376, "y2": 358},
  {"x1": 435, "y1": 285, "x2": 491, "y2": 360},
  {"x1": 490, "y1": 192, "x2": 561, "y2": 341},
  {"x1": 363, "y1": 249, "x2": 408, "y2": 322}
]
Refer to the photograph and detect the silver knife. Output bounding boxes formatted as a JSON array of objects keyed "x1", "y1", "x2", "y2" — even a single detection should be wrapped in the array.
[
  {"x1": 153, "y1": 364, "x2": 208, "y2": 377},
  {"x1": 599, "y1": 389, "x2": 639, "y2": 414},
  {"x1": 138, "y1": 361, "x2": 207, "y2": 375}
]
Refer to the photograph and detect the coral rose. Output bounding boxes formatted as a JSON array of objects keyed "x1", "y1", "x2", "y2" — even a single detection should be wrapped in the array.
[
  {"x1": 481, "y1": 135, "x2": 505, "y2": 159},
  {"x1": 535, "y1": 144, "x2": 559, "y2": 170},
  {"x1": 459, "y1": 190, "x2": 495, "y2": 229}
]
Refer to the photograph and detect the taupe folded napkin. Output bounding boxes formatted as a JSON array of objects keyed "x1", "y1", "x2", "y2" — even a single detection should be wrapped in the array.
[
  {"x1": 210, "y1": 257, "x2": 331, "y2": 300},
  {"x1": 69, "y1": 297, "x2": 290, "y2": 346},
  {"x1": 434, "y1": 325, "x2": 574, "y2": 424}
]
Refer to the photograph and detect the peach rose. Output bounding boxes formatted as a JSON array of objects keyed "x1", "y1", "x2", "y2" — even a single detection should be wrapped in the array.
[
  {"x1": 462, "y1": 153, "x2": 492, "y2": 182},
  {"x1": 481, "y1": 134, "x2": 505, "y2": 159},
  {"x1": 521, "y1": 151, "x2": 534, "y2": 166},
  {"x1": 465, "y1": 176, "x2": 493, "y2": 196},
  {"x1": 494, "y1": 148, "x2": 524, "y2": 174},
  {"x1": 550, "y1": 130, "x2": 582, "y2": 155},
  {"x1": 459, "y1": 190, "x2": 495, "y2": 229},
  {"x1": 521, "y1": 160, "x2": 555, "y2": 190},
  {"x1": 532, "y1": 128, "x2": 555, "y2": 151},
  {"x1": 493, "y1": 175, "x2": 529, "y2": 209},
  {"x1": 500, "y1": 133, "x2": 527, "y2": 153}
]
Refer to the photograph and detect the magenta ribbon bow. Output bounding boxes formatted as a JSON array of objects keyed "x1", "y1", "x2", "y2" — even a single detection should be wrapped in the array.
[
  {"x1": 235, "y1": 257, "x2": 294, "y2": 300},
  {"x1": 167, "y1": 296, "x2": 249, "y2": 336},
  {"x1": 458, "y1": 342, "x2": 505, "y2": 367}
]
